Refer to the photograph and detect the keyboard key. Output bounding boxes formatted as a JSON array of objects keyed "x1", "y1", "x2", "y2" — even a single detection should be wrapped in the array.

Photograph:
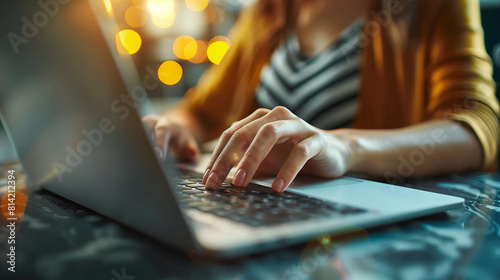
[
  {"x1": 176, "y1": 172, "x2": 370, "y2": 227},
  {"x1": 186, "y1": 183, "x2": 205, "y2": 188},
  {"x1": 181, "y1": 189, "x2": 203, "y2": 194}
]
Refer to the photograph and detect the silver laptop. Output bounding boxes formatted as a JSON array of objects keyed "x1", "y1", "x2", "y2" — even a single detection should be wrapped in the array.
[{"x1": 0, "y1": 0, "x2": 463, "y2": 258}]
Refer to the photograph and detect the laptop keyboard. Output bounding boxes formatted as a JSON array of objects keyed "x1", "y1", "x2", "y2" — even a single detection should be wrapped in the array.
[{"x1": 174, "y1": 173, "x2": 368, "y2": 227}]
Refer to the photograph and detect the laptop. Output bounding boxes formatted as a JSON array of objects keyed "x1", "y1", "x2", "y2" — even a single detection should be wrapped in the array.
[{"x1": 0, "y1": 0, "x2": 463, "y2": 258}]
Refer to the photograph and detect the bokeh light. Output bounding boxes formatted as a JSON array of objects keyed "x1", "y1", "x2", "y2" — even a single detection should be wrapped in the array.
[
  {"x1": 207, "y1": 40, "x2": 230, "y2": 65},
  {"x1": 133, "y1": 0, "x2": 148, "y2": 10},
  {"x1": 173, "y1": 35, "x2": 196, "y2": 60},
  {"x1": 185, "y1": 0, "x2": 209, "y2": 12},
  {"x1": 148, "y1": 0, "x2": 175, "y2": 28},
  {"x1": 188, "y1": 40, "x2": 208, "y2": 63},
  {"x1": 158, "y1": 61, "x2": 183, "y2": 85},
  {"x1": 116, "y1": 29, "x2": 142, "y2": 55},
  {"x1": 205, "y1": 5, "x2": 225, "y2": 25},
  {"x1": 209, "y1": 35, "x2": 230, "y2": 46},
  {"x1": 184, "y1": 40, "x2": 198, "y2": 60},
  {"x1": 148, "y1": 0, "x2": 174, "y2": 15},
  {"x1": 151, "y1": 13, "x2": 175, "y2": 28},
  {"x1": 103, "y1": 0, "x2": 112, "y2": 13},
  {"x1": 125, "y1": 6, "x2": 147, "y2": 28}
]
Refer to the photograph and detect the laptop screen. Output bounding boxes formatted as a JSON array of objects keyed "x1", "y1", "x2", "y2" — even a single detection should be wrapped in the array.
[{"x1": 0, "y1": 0, "x2": 159, "y2": 190}]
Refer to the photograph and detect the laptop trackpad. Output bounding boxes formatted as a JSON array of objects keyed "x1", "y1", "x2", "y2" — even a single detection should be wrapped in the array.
[{"x1": 251, "y1": 176, "x2": 371, "y2": 208}]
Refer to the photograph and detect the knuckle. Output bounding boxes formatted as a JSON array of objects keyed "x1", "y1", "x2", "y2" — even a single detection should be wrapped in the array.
[
  {"x1": 271, "y1": 106, "x2": 291, "y2": 118},
  {"x1": 141, "y1": 115, "x2": 153, "y2": 122},
  {"x1": 154, "y1": 122, "x2": 168, "y2": 132},
  {"x1": 259, "y1": 123, "x2": 280, "y2": 141},
  {"x1": 255, "y1": 108, "x2": 271, "y2": 116},
  {"x1": 220, "y1": 128, "x2": 235, "y2": 141},
  {"x1": 233, "y1": 128, "x2": 252, "y2": 144},
  {"x1": 295, "y1": 143, "x2": 311, "y2": 158},
  {"x1": 312, "y1": 131, "x2": 325, "y2": 143}
]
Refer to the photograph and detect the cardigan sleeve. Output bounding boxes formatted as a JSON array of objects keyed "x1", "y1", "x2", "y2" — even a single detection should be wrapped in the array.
[
  {"x1": 177, "y1": 10, "x2": 255, "y2": 141},
  {"x1": 176, "y1": 1, "x2": 288, "y2": 141},
  {"x1": 426, "y1": 0, "x2": 499, "y2": 169}
]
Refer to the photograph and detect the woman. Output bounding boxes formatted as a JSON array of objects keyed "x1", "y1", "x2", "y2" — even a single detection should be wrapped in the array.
[{"x1": 143, "y1": 0, "x2": 499, "y2": 192}]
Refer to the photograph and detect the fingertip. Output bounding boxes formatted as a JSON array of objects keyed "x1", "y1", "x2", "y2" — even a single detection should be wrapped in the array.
[
  {"x1": 188, "y1": 146, "x2": 199, "y2": 159},
  {"x1": 272, "y1": 178, "x2": 286, "y2": 193},
  {"x1": 205, "y1": 172, "x2": 219, "y2": 190},
  {"x1": 202, "y1": 168, "x2": 210, "y2": 184},
  {"x1": 232, "y1": 168, "x2": 246, "y2": 187}
]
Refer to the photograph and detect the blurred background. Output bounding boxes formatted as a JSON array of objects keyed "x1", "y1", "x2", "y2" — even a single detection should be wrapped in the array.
[{"x1": 1, "y1": 0, "x2": 499, "y2": 162}]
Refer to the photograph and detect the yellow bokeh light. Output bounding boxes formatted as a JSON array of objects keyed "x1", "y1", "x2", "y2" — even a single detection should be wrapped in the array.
[
  {"x1": 148, "y1": 0, "x2": 175, "y2": 28},
  {"x1": 185, "y1": 0, "x2": 208, "y2": 11},
  {"x1": 188, "y1": 40, "x2": 208, "y2": 63},
  {"x1": 125, "y1": 6, "x2": 147, "y2": 28},
  {"x1": 173, "y1": 35, "x2": 196, "y2": 60},
  {"x1": 148, "y1": 0, "x2": 174, "y2": 14},
  {"x1": 103, "y1": 0, "x2": 112, "y2": 13},
  {"x1": 207, "y1": 41, "x2": 230, "y2": 65},
  {"x1": 184, "y1": 40, "x2": 198, "y2": 60},
  {"x1": 133, "y1": 0, "x2": 147, "y2": 10},
  {"x1": 158, "y1": 61, "x2": 183, "y2": 85},
  {"x1": 116, "y1": 29, "x2": 142, "y2": 55},
  {"x1": 151, "y1": 12, "x2": 175, "y2": 28}
]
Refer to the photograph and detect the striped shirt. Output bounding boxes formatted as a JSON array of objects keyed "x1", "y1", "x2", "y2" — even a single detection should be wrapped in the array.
[{"x1": 256, "y1": 20, "x2": 363, "y2": 130}]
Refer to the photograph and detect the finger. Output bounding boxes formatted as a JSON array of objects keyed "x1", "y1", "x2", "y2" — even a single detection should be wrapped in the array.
[
  {"x1": 153, "y1": 118, "x2": 174, "y2": 160},
  {"x1": 272, "y1": 137, "x2": 320, "y2": 192},
  {"x1": 141, "y1": 114, "x2": 160, "y2": 136},
  {"x1": 142, "y1": 115, "x2": 167, "y2": 158},
  {"x1": 170, "y1": 128, "x2": 200, "y2": 162},
  {"x1": 202, "y1": 108, "x2": 270, "y2": 184},
  {"x1": 204, "y1": 107, "x2": 295, "y2": 188},
  {"x1": 232, "y1": 119, "x2": 315, "y2": 187}
]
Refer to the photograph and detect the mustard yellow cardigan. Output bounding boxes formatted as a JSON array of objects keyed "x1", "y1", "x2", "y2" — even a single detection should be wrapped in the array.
[{"x1": 179, "y1": 0, "x2": 499, "y2": 170}]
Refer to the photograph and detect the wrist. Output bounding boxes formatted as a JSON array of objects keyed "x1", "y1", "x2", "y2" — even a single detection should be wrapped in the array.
[{"x1": 331, "y1": 129, "x2": 365, "y2": 174}]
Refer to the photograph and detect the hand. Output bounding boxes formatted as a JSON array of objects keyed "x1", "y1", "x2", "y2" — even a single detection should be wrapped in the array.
[
  {"x1": 142, "y1": 114, "x2": 200, "y2": 162},
  {"x1": 202, "y1": 106, "x2": 354, "y2": 192}
]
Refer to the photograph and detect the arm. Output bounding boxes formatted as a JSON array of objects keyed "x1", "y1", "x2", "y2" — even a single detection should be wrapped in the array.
[
  {"x1": 423, "y1": 0, "x2": 499, "y2": 170},
  {"x1": 345, "y1": 119, "x2": 482, "y2": 183},
  {"x1": 201, "y1": 0, "x2": 498, "y2": 192},
  {"x1": 201, "y1": 108, "x2": 482, "y2": 192}
]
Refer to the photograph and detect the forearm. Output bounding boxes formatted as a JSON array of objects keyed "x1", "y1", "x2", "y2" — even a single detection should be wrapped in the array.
[{"x1": 338, "y1": 120, "x2": 483, "y2": 180}]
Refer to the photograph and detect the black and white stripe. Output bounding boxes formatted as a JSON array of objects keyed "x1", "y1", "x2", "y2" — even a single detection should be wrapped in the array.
[{"x1": 256, "y1": 20, "x2": 362, "y2": 130}]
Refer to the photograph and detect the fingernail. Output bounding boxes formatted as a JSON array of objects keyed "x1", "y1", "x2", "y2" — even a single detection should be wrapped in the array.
[
  {"x1": 272, "y1": 178, "x2": 285, "y2": 193},
  {"x1": 206, "y1": 172, "x2": 219, "y2": 190},
  {"x1": 202, "y1": 169, "x2": 210, "y2": 184},
  {"x1": 233, "y1": 169, "x2": 246, "y2": 186}
]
